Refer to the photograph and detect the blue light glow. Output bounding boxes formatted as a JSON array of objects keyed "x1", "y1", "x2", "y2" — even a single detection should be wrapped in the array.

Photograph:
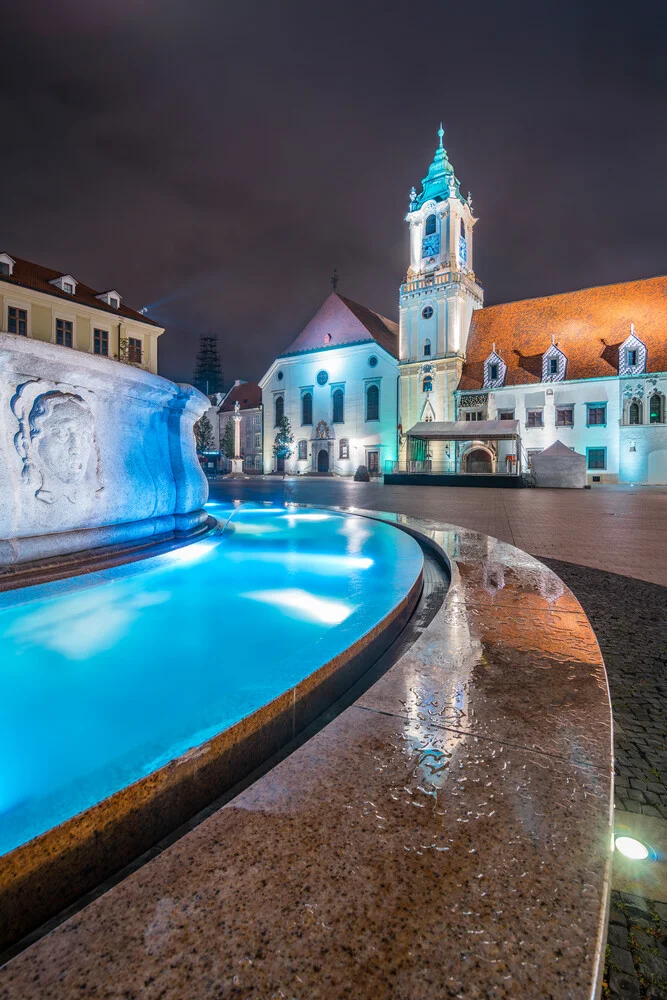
[{"x1": 0, "y1": 506, "x2": 422, "y2": 857}]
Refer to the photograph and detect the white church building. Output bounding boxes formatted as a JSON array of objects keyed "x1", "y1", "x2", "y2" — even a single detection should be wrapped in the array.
[{"x1": 259, "y1": 293, "x2": 399, "y2": 475}]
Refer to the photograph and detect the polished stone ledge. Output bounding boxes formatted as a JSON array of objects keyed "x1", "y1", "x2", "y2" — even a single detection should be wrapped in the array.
[{"x1": 0, "y1": 513, "x2": 614, "y2": 999}]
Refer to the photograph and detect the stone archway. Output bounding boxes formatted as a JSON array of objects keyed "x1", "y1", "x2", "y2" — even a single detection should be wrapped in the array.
[
  {"x1": 317, "y1": 448, "x2": 330, "y2": 473},
  {"x1": 463, "y1": 447, "x2": 494, "y2": 474}
]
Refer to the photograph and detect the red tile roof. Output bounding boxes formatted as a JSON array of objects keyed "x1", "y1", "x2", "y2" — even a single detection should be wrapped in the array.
[
  {"x1": 459, "y1": 275, "x2": 667, "y2": 390},
  {"x1": 0, "y1": 253, "x2": 161, "y2": 327},
  {"x1": 220, "y1": 382, "x2": 262, "y2": 411},
  {"x1": 279, "y1": 292, "x2": 398, "y2": 359}
]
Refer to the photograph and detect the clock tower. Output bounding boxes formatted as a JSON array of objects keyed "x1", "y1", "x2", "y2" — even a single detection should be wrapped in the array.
[{"x1": 398, "y1": 126, "x2": 483, "y2": 456}]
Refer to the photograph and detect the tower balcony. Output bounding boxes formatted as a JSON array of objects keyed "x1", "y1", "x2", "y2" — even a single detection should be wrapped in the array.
[{"x1": 400, "y1": 268, "x2": 483, "y2": 297}]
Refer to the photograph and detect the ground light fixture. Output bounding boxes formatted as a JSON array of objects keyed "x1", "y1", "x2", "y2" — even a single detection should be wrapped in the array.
[{"x1": 614, "y1": 836, "x2": 650, "y2": 860}]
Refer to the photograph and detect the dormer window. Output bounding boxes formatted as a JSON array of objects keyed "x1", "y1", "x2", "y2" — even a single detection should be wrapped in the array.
[
  {"x1": 619, "y1": 327, "x2": 646, "y2": 376},
  {"x1": 542, "y1": 343, "x2": 566, "y2": 382},
  {"x1": 50, "y1": 274, "x2": 78, "y2": 295},
  {"x1": 96, "y1": 290, "x2": 122, "y2": 310},
  {"x1": 0, "y1": 253, "x2": 15, "y2": 277},
  {"x1": 483, "y1": 350, "x2": 506, "y2": 388}
]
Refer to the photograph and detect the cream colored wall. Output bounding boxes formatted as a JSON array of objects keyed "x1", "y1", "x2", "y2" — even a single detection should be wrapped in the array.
[
  {"x1": 0, "y1": 283, "x2": 163, "y2": 373},
  {"x1": 31, "y1": 304, "x2": 52, "y2": 342}
]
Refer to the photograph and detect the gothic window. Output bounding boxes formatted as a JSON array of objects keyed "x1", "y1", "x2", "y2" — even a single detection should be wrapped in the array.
[
  {"x1": 422, "y1": 376, "x2": 433, "y2": 393},
  {"x1": 301, "y1": 391, "x2": 312, "y2": 425},
  {"x1": 297, "y1": 439, "x2": 307, "y2": 460},
  {"x1": 366, "y1": 383, "x2": 379, "y2": 421},
  {"x1": 423, "y1": 339, "x2": 431, "y2": 356},
  {"x1": 425, "y1": 214, "x2": 437, "y2": 236},
  {"x1": 274, "y1": 394, "x2": 284, "y2": 426},
  {"x1": 649, "y1": 393, "x2": 664, "y2": 424},
  {"x1": 332, "y1": 388, "x2": 344, "y2": 423},
  {"x1": 629, "y1": 400, "x2": 641, "y2": 425},
  {"x1": 339, "y1": 438, "x2": 349, "y2": 459}
]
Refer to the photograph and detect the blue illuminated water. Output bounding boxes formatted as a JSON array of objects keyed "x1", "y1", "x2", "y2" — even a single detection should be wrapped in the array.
[{"x1": 0, "y1": 505, "x2": 422, "y2": 857}]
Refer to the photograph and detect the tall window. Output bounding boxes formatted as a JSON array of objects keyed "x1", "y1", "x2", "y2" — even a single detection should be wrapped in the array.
[
  {"x1": 94, "y1": 328, "x2": 109, "y2": 356},
  {"x1": 301, "y1": 391, "x2": 312, "y2": 425},
  {"x1": 425, "y1": 214, "x2": 437, "y2": 236},
  {"x1": 56, "y1": 319, "x2": 73, "y2": 347},
  {"x1": 649, "y1": 393, "x2": 663, "y2": 424},
  {"x1": 339, "y1": 438, "x2": 349, "y2": 459},
  {"x1": 586, "y1": 403, "x2": 607, "y2": 426},
  {"x1": 8, "y1": 306, "x2": 27, "y2": 336},
  {"x1": 422, "y1": 376, "x2": 433, "y2": 393},
  {"x1": 423, "y1": 339, "x2": 431, "y2": 356},
  {"x1": 332, "y1": 388, "x2": 344, "y2": 423},
  {"x1": 297, "y1": 439, "x2": 307, "y2": 460},
  {"x1": 274, "y1": 394, "x2": 284, "y2": 426},
  {"x1": 366, "y1": 383, "x2": 379, "y2": 421},
  {"x1": 629, "y1": 401, "x2": 641, "y2": 425},
  {"x1": 128, "y1": 337, "x2": 142, "y2": 363}
]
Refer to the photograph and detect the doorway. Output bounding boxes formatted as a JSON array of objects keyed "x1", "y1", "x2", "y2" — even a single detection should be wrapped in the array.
[
  {"x1": 276, "y1": 455, "x2": 285, "y2": 473},
  {"x1": 317, "y1": 448, "x2": 329, "y2": 473},
  {"x1": 464, "y1": 448, "x2": 493, "y2": 474}
]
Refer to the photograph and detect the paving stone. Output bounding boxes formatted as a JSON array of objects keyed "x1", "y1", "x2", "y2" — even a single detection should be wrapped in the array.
[
  {"x1": 607, "y1": 923, "x2": 629, "y2": 948},
  {"x1": 636, "y1": 950, "x2": 667, "y2": 982},
  {"x1": 629, "y1": 927, "x2": 656, "y2": 949},
  {"x1": 609, "y1": 907, "x2": 628, "y2": 926},
  {"x1": 608, "y1": 970, "x2": 641, "y2": 998},
  {"x1": 655, "y1": 902, "x2": 667, "y2": 922},
  {"x1": 641, "y1": 804, "x2": 662, "y2": 817},
  {"x1": 608, "y1": 944, "x2": 638, "y2": 976}
]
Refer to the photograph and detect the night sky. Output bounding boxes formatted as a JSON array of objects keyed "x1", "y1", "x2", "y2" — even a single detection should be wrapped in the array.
[{"x1": 2, "y1": 0, "x2": 666, "y2": 385}]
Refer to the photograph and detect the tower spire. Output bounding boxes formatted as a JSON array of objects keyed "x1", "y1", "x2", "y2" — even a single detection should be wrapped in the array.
[{"x1": 438, "y1": 122, "x2": 444, "y2": 148}]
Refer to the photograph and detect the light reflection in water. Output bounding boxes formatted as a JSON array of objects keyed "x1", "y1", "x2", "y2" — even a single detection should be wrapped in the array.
[{"x1": 0, "y1": 505, "x2": 422, "y2": 857}]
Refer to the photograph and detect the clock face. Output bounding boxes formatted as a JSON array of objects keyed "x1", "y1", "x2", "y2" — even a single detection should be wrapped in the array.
[{"x1": 421, "y1": 233, "x2": 440, "y2": 258}]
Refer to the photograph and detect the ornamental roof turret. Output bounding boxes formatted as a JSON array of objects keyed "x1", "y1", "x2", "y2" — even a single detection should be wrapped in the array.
[{"x1": 409, "y1": 124, "x2": 466, "y2": 211}]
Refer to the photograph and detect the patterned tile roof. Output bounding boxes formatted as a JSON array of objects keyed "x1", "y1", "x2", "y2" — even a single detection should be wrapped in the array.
[
  {"x1": 0, "y1": 252, "x2": 161, "y2": 327},
  {"x1": 459, "y1": 274, "x2": 667, "y2": 390},
  {"x1": 279, "y1": 292, "x2": 398, "y2": 359},
  {"x1": 220, "y1": 382, "x2": 262, "y2": 411}
]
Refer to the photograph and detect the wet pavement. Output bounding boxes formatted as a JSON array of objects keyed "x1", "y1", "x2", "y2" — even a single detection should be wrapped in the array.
[{"x1": 0, "y1": 513, "x2": 613, "y2": 999}]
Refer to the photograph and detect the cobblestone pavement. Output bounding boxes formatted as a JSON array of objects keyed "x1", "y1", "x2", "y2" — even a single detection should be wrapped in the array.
[{"x1": 211, "y1": 478, "x2": 667, "y2": 998}]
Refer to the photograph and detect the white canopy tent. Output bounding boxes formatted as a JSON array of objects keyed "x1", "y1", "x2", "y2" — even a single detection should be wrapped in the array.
[{"x1": 531, "y1": 440, "x2": 587, "y2": 488}]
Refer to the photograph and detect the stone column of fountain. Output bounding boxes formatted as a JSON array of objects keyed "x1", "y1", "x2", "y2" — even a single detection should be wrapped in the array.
[{"x1": 230, "y1": 400, "x2": 244, "y2": 474}]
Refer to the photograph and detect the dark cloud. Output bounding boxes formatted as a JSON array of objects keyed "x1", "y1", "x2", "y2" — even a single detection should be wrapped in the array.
[{"x1": 1, "y1": 0, "x2": 666, "y2": 385}]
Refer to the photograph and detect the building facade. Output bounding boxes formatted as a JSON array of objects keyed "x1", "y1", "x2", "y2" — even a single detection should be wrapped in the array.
[
  {"x1": 219, "y1": 381, "x2": 263, "y2": 473},
  {"x1": 398, "y1": 127, "x2": 483, "y2": 467},
  {"x1": 455, "y1": 278, "x2": 667, "y2": 484},
  {"x1": 259, "y1": 293, "x2": 399, "y2": 475},
  {"x1": 0, "y1": 252, "x2": 163, "y2": 373}
]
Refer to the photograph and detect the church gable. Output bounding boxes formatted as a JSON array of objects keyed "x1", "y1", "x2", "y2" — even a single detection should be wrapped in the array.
[
  {"x1": 279, "y1": 292, "x2": 398, "y2": 359},
  {"x1": 459, "y1": 274, "x2": 667, "y2": 390}
]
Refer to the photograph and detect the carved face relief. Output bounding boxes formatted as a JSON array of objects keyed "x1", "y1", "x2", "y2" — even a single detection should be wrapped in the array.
[{"x1": 34, "y1": 397, "x2": 94, "y2": 484}]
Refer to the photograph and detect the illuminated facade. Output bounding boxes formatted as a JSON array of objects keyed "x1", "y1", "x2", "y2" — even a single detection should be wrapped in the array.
[
  {"x1": 398, "y1": 126, "x2": 483, "y2": 464},
  {"x1": 0, "y1": 252, "x2": 163, "y2": 373},
  {"x1": 259, "y1": 293, "x2": 398, "y2": 475}
]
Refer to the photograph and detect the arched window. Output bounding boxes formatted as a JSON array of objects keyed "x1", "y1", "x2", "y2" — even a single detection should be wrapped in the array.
[
  {"x1": 274, "y1": 395, "x2": 284, "y2": 426},
  {"x1": 424, "y1": 214, "x2": 437, "y2": 236},
  {"x1": 629, "y1": 400, "x2": 641, "y2": 425},
  {"x1": 422, "y1": 376, "x2": 433, "y2": 393},
  {"x1": 297, "y1": 439, "x2": 308, "y2": 460},
  {"x1": 366, "y1": 383, "x2": 379, "y2": 421},
  {"x1": 649, "y1": 393, "x2": 663, "y2": 424},
  {"x1": 339, "y1": 438, "x2": 349, "y2": 459},
  {"x1": 332, "y1": 388, "x2": 344, "y2": 423},
  {"x1": 460, "y1": 218, "x2": 466, "y2": 239},
  {"x1": 423, "y1": 339, "x2": 431, "y2": 357},
  {"x1": 301, "y1": 391, "x2": 312, "y2": 425}
]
